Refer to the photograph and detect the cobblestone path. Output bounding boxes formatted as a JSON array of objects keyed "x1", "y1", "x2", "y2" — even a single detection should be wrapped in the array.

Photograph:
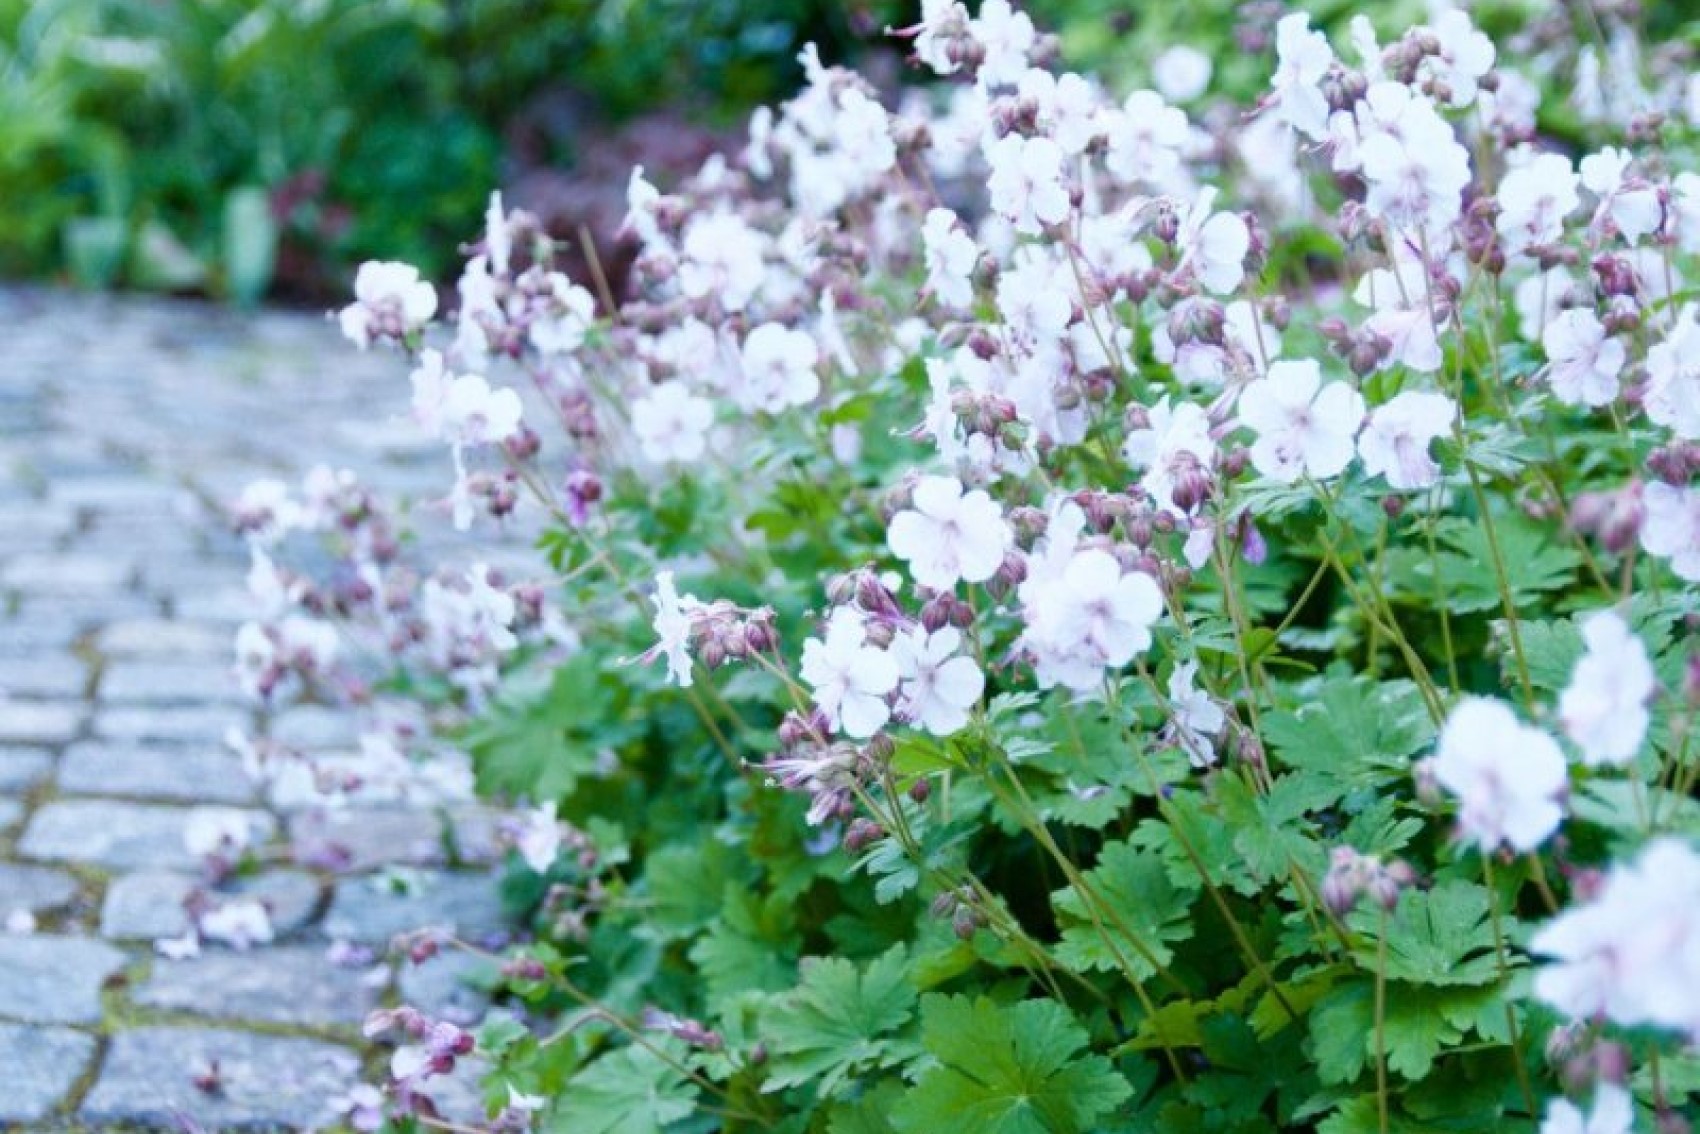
[{"x1": 0, "y1": 287, "x2": 520, "y2": 1128}]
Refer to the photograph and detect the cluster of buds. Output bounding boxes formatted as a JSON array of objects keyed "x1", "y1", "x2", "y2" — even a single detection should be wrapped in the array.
[
  {"x1": 929, "y1": 886, "x2": 990, "y2": 941},
  {"x1": 1321, "y1": 846, "x2": 1417, "y2": 915},
  {"x1": 766, "y1": 714, "x2": 879, "y2": 825},
  {"x1": 1569, "y1": 482, "x2": 1646, "y2": 554},
  {"x1": 365, "y1": 1006, "x2": 477, "y2": 1107},
  {"x1": 1318, "y1": 316, "x2": 1396, "y2": 378}
]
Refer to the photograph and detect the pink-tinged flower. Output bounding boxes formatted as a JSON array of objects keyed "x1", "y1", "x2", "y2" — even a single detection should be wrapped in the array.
[
  {"x1": 1559, "y1": 610, "x2": 1654, "y2": 767},
  {"x1": 1351, "y1": 259, "x2": 1443, "y2": 373},
  {"x1": 1497, "y1": 154, "x2": 1580, "y2": 257},
  {"x1": 1580, "y1": 147, "x2": 1662, "y2": 245},
  {"x1": 1017, "y1": 541, "x2": 1165, "y2": 693},
  {"x1": 1640, "y1": 482, "x2": 1700, "y2": 581},
  {"x1": 1166, "y1": 661, "x2": 1225, "y2": 767},
  {"x1": 647, "y1": 571, "x2": 701, "y2": 688},
  {"x1": 1269, "y1": 12, "x2": 1334, "y2": 139},
  {"x1": 1357, "y1": 101, "x2": 1471, "y2": 235},
  {"x1": 987, "y1": 133, "x2": 1070, "y2": 235},
  {"x1": 410, "y1": 350, "x2": 522, "y2": 446},
  {"x1": 514, "y1": 801, "x2": 563, "y2": 874},
  {"x1": 891, "y1": 626, "x2": 984, "y2": 736},
  {"x1": 1019, "y1": 69, "x2": 1104, "y2": 155},
  {"x1": 800, "y1": 608, "x2": 899, "y2": 739},
  {"x1": 1104, "y1": 89, "x2": 1187, "y2": 187},
  {"x1": 1152, "y1": 45, "x2": 1211, "y2": 103},
  {"x1": 1644, "y1": 312, "x2": 1700, "y2": 440},
  {"x1": 737, "y1": 323, "x2": 820, "y2": 413},
  {"x1": 338, "y1": 260, "x2": 437, "y2": 348},
  {"x1": 1238, "y1": 359, "x2": 1366, "y2": 482},
  {"x1": 1418, "y1": 9, "x2": 1495, "y2": 108},
  {"x1": 198, "y1": 899, "x2": 274, "y2": 950},
  {"x1": 1540, "y1": 1085, "x2": 1634, "y2": 1134},
  {"x1": 1122, "y1": 397, "x2": 1217, "y2": 516},
  {"x1": 678, "y1": 212, "x2": 766, "y2": 312},
  {"x1": 1430, "y1": 697, "x2": 1567, "y2": 853},
  {"x1": 1175, "y1": 187, "x2": 1250, "y2": 295},
  {"x1": 922, "y1": 208, "x2": 978, "y2": 310},
  {"x1": 887, "y1": 475, "x2": 1013, "y2": 591},
  {"x1": 632, "y1": 382, "x2": 714, "y2": 464},
  {"x1": 529, "y1": 273, "x2": 598, "y2": 356},
  {"x1": 969, "y1": 0, "x2": 1036, "y2": 85},
  {"x1": 1542, "y1": 309, "x2": 1625, "y2": 408},
  {"x1": 1533, "y1": 839, "x2": 1700, "y2": 1040},
  {"x1": 1357, "y1": 390, "x2": 1454, "y2": 491}
]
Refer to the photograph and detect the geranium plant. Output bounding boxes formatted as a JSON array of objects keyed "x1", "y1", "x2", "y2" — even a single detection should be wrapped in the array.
[{"x1": 235, "y1": 3, "x2": 1700, "y2": 1132}]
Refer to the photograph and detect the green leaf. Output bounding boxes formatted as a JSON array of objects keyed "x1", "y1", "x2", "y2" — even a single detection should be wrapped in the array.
[
  {"x1": 548, "y1": 1044, "x2": 697, "y2": 1134},
  {"x1": 1051, "y1": 837, "x2": 1198, "y2": 979},
  {"x1": 688, "y1": 888, "x2": 799, "y2": 1012},
  {"x1": 892, "y1": 996, "x2": 1132, "y2": 1134},
  {"x1": 1310, "y1": 981, "x2": 1463, "y2": 1085},
  {"x1": 1261, "y1": 677, "x2": 1434, "y2": 793},
  {"x1": 1384, "y1": 516, "x2": 1581, "y2": 614},
  {"x1": 762, "y1": 945, "x2": 921, "y2": 1095},
  {"x1": 1348, "y1": 880, "x2": 1501, "y2": 987},
  {"x1": 1212, "y1": 771, "x2": 1332, "y2": 882}
]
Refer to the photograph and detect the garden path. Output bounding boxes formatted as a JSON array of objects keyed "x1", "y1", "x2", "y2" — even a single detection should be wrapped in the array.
[{"x1": 0, "y1": 286, "x2": 518, "y2": 1128}]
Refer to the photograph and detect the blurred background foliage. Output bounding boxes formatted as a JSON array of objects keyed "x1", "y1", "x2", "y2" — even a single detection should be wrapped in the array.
[{"x1": 0, "y1": 0, "x2": 1671, "y2": 304}]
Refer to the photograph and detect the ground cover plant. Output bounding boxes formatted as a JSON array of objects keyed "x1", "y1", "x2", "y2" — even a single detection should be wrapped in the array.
[{"x1": 232, "y1": 2, "x2": 1700, "y2": 1130}]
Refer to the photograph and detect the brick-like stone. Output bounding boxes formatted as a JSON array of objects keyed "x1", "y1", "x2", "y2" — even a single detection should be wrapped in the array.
[
  {"x1": 398, "y1": 949, "x2": 493, "y2": 1027},
  {"x1": 0, "y1": 797, "x2": 21, "y2": 831},
  {"x1": 101, "y1": 868, "x2": 320, "y2": 941},
  {"x1": 80, "y1": 1027, "x2": 360, "y2": 1128},
  {"x1": 289, "y1": 806, "x2": 504, "y2": 871},
  {"x1": 0, "y1": 746, "x2": 52, "y2": 792},
  {"x1": 0, "y1": 935, "x2": 126, "y2": 1023},
  {"x1": 97, "y1": 618, "x2": 229, "y2": 659},
  {"x1": 0, "y1": 1024, "x2": 99, "y2": 1123},
  {"x1": 98, "y1": 660, "x2": 242, "y2": 704},
  {"x1": 323, "y1": 870, "x2": 508, "y2": 945},
  {"x1": 59, "y1": 741, "x2": 256, "y2": 804},
  {"x1": 0, "y1": 653, "x2": 86, "y2": 699},
  {"x1": 137, "y1": 944, "x2": 381, "y2": 1028},
  {"x1": 0, "y1": 863, "x2": 79, "y2": 916},
  {"x1": 0, "y1": 700, "x2": 83, "y2": 744},
  {"x1": 93, "y1": 705, "x2": 247, "y2": 744},
  {"x1": 0, "y1": 552, "x2": 133, "y2": 592},
  {"x1": 20, "y1": 799, "x2": 274, "y2": 871},
  {"x1": 269, "y1": 704, "x2": 360, "y2": 749}
]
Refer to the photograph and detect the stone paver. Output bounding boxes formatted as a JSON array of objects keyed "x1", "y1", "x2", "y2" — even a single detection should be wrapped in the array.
[
  {"x1": 20, "y1": 799, "x2": 275, "y2": 870},
  {"x1": 59, "y1": 741, "x2": 257, "y2": 803},
  {"x1": 0, "y1": 862, "x2": 80, "y2": 917},
  {"x1": 0, "y1": 1024, "x2": 99, "y2": 1123},
  {"x1": 102, "y1": 868, "x2": 320, "y2": 940},
  {"x1": 138, "y1": 944, "x2": 382, "y2": 1027},
  {"x1": 0, "y1": 287, "x2": 528, "y2": 1116},
  {"x1": 80, "y1": 1027, "x2": 360, "y2": 1127},
  {"x1": 0, "y1": 935, "x2": 127, "y2": 1023}
]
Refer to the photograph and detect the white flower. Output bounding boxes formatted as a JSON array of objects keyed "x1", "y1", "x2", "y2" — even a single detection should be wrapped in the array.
[
  {"x1": 892, "y1": 626, "x2": 984, "y2": 736},
  {"x1": 1644, "y1": 312, "x2": 1700, "y2": 439},
  {"x1": 632, "y1": 382, "x2": 714, "y2": 464},
  {"x1": 1104, "y1": 90, "x2": 1188, "y2": 187},
  {"x1": 800, "y1": 608, "x2": 899, "y2": 739},
  {"x1": 969, "y1": 0, "x2": 1036, "y2": 86},
  {"x1": 338, "y1": 260, "x2": 437, "y2": 348},
  {"x1": 1559, "y1": 610, "x2": 1654, "y2": 767},
  {"x1": 1534, "y1": 839, "x2": 1700, "y2": 1038},
  {"x1": 184, "y1": 807, "x2": 258, "y2": 860},
  {"x1": 1515, "y1": 266, "x2": 1579, "y2": 342},
  {"x1": 515, "y1": 801, "x2": 563, "y2": 874},
  {"x1": 1419, "y1": 10, "x2": 1495, "y2": 108},
  {"x1": 1152, "y1": 45, "x2": 1211, "y2": 103},
  {"x1": 987, "y1": 133, "x2": 1070, "y2": 235},
  {"x1": 648, "y1": 571, "x2": 700, "y2": 688},
  {"x1": 1238, "y1": 359, "x2": 1366, "y2": 482},
  {"x1": 1580, "y1": 147, "x2": 1662, "y2": 245},
  {"x1": 887, "y1": 475, "x2": 1012, "y2": 591},
  {"x1": 198, "y1": 899, "x2": 274, "y2": 950},
  {"x1": 1175, "y1": 187, "x2": 1250, "y2": 296},
  {"x1": 1357, "y1": 101, "x2": 1471, "y2": 235},
  {"x1": 996, "y1": 252, "x2": 1073, "y2": 343},
  {"x1": 1122, "y1": 397, "x2": 1217, "y2": 516},
  {"x1": 1357, "y1": 390, "x2": 1454, "y2": 490},
  {"x1": 412, "y1": 350, "x2": 523, "y2": 447},
  {"x1": 1166, "y1": 661, "x2": 1225, "y2": 767},
  {"x1": 1269, "y1": 12, "x2": 1334, "y2": 139},
  {"x1": 1018, "y1": 540, "x2": 1165, "y2": 693},
  {"x1": 737, "y1": 323, "x2": 820, "y2": 413},
  {"x1": 1641, "y1": 482, "x2": 1700, "y2": 581},
  {"x1": 922, "y1": 208, "x2": 979, "y2": 309},
  {"x1": 1431, "y1": 697, "x2": 1567, "y2": 853},
  {"x1": 1542, "y1": 309, "x2": 1625, "y2": 408},
  {"x1": 1540, "y1": 1085, "x2": 1635, "y2": 1134},
  {"x1": 1019, "y1": 69, "x2": 1103, "y2": 155},
  {"x1": 530, "y1": 273, "x2": 598, "y2": 355},
  {"x1": 1497, "y1": 154, "x2": 1580, "y2": 258},
  {"x1": 1351, "y1": 257, "x2": 1443, "y2": 374},
  {"x1": 678, "y1": 212, "x2": 767, "y2": 312}
]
